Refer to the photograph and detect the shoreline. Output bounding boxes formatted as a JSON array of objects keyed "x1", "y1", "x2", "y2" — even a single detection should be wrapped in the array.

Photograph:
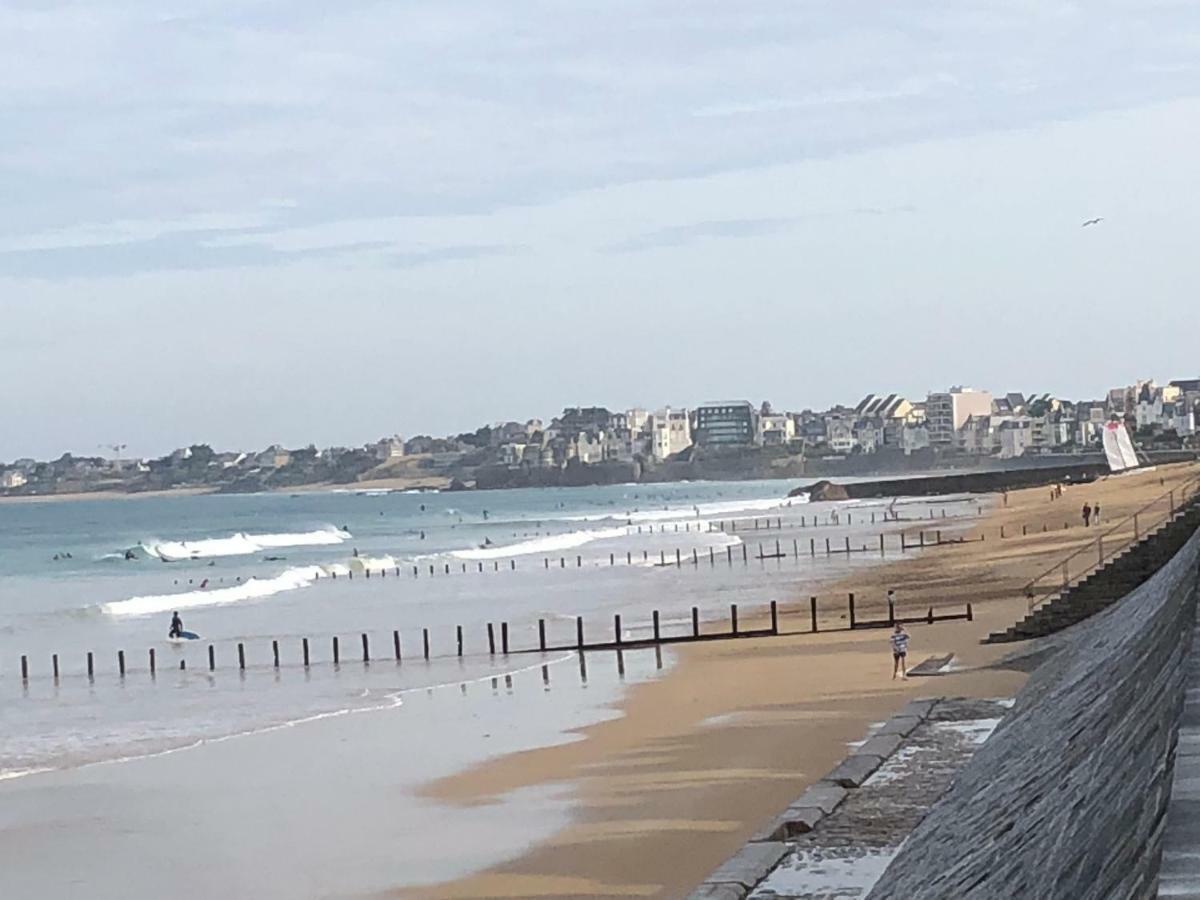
[
  {"x1": 0, "y1": 486, "x2": 217, "y2": 505},
  {"x1": 402, "y1": 461, "x2": 1200, "y2": 899}
]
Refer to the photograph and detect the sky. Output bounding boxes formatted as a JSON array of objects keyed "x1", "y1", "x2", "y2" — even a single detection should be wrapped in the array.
[{"x1": 2, "y1": 1, "x2": 1200, "y2": 461}]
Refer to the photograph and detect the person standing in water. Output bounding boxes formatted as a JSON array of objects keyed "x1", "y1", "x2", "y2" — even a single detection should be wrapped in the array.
[{"x1": 169, "y1": 611, "x2": 184, "y2": 638}]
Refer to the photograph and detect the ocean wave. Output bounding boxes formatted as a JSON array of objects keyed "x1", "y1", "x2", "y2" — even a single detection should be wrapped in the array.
[
  {"x1": 450, "y1": 527, "x2": 629, "y2": 560},
  {"x1": 349, "y1": 555, "x2": 396, "y2": 574},
  {"x1": 563, "y1": 496, "x2": 805, "y2": 525},
  {"x1": 101, "y1": 565, "x2": 328, "y2": 617},
  {"x1": 140, "y1": 527, "x2": 350, "y2": 562}
]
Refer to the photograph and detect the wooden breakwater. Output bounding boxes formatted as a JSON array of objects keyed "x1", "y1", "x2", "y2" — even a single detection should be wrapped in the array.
[{"x1": 12, "y1": 594, "x2": 973, "y2": 685}]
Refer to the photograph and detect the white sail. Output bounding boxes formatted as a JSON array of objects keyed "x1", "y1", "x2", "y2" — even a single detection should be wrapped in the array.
[
  {"x1": 1115, "y1": 423, "x2": 1140, "y2": 469},
  {"x1": 1102, "y1": 422, "x2": 1139, "y2": 473}
]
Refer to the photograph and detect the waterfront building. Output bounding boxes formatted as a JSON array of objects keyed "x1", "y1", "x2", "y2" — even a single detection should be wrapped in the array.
[
  {"x1": 559, "y1": 407, "x2": 614, "y2": 434},
  {"x1": 926, "y1": 388, "x2": 994, "y2": 446},
  {"x1": 998, "y1": 418, "x2": 1035, "y2": 458},
  {"x1": 649, "y1": 408, "x2": 691, "y2": 460},
  {"x1": 758, "y1": 414, "x2": 795, "y2": 446},
  {"x1": 1, "y1": 470, "x2": 27, "y2": 489},
  {"x1": 1075, "y1": 401, "x2": 1108, "y2": 446},
  {"x1": 693, "y1": 402, "x2": 756, "y2": 447},
  {"x1": 375, "y1": 435, "x2": 406, "y2": 461}
]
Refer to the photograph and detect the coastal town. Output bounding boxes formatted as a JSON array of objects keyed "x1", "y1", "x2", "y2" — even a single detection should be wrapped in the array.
[{"x1": 3, "y1": 377, "x2": 1198, "y2": 498}]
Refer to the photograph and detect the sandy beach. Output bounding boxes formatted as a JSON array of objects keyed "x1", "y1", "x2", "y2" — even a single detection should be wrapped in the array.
[{"x1": 407, "y1": 461, "x2": 1200, "y2": 900}]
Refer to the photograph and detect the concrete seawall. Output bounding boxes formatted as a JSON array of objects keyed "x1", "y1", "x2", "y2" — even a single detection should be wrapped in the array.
[{"x1": 867, "y1": 526, "x2": 1200, "y2": 899}]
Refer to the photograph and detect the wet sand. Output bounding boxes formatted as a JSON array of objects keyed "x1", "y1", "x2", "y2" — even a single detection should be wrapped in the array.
[{"x1": 406, "y1": 461, "x2": 1200, "y2": 900}]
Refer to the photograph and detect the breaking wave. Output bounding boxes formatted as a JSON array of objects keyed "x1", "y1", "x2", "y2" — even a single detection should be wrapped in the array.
[
  {"x1": 450, "y1": 527, "x2": 630, "y2": 560},
  {"x1": 139, "y1": 527, "x2": 351, "y2": 562},
  {"x1": 101, "y1": 565, "x2": 329, "y2": 617},
  {"x1": 564, "y1": 496, "x2": 805, "y2": 525}
]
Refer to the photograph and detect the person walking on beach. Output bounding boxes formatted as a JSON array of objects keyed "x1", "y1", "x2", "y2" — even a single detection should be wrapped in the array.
[
  {"x1": 1082, "y1": 503, "x2": 1092, "y2": 527},
  {"x1": 891, "y1": 624, "x2": 909, "y2": 680},
  {"x1": 1093, "y1": 503, "x2": 1101, "y2": 525}
]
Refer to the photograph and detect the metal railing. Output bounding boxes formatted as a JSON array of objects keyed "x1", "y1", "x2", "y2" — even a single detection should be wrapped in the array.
[{"x1": 1024, "y1": 474, "x2": 1200, "y2": 612}]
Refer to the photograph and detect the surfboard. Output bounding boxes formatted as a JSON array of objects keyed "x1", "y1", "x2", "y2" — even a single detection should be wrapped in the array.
[{"x1": 168, "y1": 631, "x2": 200, "y2": 641}]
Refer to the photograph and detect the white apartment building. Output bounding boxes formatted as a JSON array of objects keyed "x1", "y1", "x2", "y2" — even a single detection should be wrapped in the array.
[
  {"x1": 758, "y1": 414, "x2": 795, "y2": 446},
  {"x1": 1, "y1": 470, "x2": 27, "y2": 489},
  {"x1": 926, "y1": 388, "x2": 994, "y2": 446},
  {"x1": 649, "y1": 408, "x2": 692, "y2": 461},
  {"x1": 827, "y1": 420, "x2": 855, "y2": 453}
]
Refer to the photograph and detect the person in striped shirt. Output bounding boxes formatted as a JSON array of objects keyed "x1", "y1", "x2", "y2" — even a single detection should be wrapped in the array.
[{"x1": 891, "y1": 623, "x2": 910, "y2": 680}]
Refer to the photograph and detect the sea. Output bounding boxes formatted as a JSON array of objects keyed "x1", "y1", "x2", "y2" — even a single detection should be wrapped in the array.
[{"x1": 0, "y1": 478, "x2": 980, "y2": 896}]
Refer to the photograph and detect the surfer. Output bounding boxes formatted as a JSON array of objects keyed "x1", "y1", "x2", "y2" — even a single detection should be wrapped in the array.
[
  {"x1": 124, "y1": 549, "x2": 136, "y2": 560},
  {"x1": 169, "y1": 611, "x2": 184, "y2": 639}
]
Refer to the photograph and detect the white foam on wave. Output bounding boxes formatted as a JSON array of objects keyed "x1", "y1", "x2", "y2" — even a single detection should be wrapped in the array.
[
  {"x1": 102, "y1": 565, "x2": 329, "y2": 617},
  {"x1": 141, "y1": 527, "x2": 350, "y2": 562},
  {"x1": 450, "y1": 527, "x2": 629, "y2": 560},
  {"x1": 349, "y1": 555, "x2": 396, "y2": 573},
  {"x1": 564, "y1": 495, "x2": 805, "y2": 525}
]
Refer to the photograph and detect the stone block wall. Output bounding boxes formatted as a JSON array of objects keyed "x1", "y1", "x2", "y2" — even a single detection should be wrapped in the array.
[{"x1": 868, "y1": 527, "x2": 1200, "y2": 900}]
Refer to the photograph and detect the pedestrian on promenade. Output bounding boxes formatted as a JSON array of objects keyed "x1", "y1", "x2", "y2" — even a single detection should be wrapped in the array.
[
  {"x1": 1093, "y1": 503, "x2": 1101, "y2": 525},
  {"x1": 1082, "y1": 503, "x2": 1092, "y2": 527},
  {"x1": 891, "y1": 623, "x2": 910, "y2": 680}
]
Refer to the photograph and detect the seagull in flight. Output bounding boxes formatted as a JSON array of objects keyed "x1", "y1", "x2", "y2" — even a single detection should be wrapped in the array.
[{"x1": 1081, "y1": 217, "x2": 1104, "y2": 227}]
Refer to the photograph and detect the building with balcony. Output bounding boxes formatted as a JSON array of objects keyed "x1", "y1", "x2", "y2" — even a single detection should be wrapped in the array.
[
  {"x1": 926, "y1": 388, "x2": 994, "y2": 446},
  {"x1": 694, "y1": 402, "x2": 756, "y2": 447}
]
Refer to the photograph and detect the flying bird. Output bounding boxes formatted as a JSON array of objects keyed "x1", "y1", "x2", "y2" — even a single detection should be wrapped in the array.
[{"x1": 1081, "y1": 217, "x2": 1104, "y2": 227}]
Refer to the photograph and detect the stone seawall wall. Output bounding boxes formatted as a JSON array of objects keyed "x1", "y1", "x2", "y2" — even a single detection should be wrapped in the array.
[{"x1": 868, "y1": 526, "x2": 1200, "y2": 900}]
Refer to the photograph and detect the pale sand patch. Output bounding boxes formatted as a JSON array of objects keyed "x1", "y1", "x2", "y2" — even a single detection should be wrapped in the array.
[{"x1": 402, "y1": 462, "x2": 1200, "y2": 900}]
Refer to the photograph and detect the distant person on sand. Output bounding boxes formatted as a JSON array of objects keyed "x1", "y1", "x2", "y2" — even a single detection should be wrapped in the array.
[
  {"x1": 891, "y1": 624, "x2": 909, "y2": 680},
  {"x1": 1082, "y1": 503, "x2": 1092, "y2": 527},
  {"x1": 1093, "y1": 503, "x2": 1101, "y2": 525},
  {"x1": 169, "y1": 611, "x2": 183, "y2": 639}
]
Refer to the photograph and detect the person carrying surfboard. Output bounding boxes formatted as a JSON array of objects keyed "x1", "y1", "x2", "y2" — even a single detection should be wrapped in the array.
[{"x1": 169, "y1": 611, "x2": 184, "y2": 639}]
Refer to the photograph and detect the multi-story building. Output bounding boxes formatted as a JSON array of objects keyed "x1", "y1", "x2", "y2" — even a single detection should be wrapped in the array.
[
  {"x1": 693, "y1": 402, "x2": 756, "y2": 447},
  {"x1": 827, "y1": 420, "x2": 855, "y2": 454},
  {"x1": 625, "y1": 408, "x2": 650, "y2": 435},
  {"x1": 558, "y1": 407, "x2": 614, "y2": 434},
  {"x1": 1, "y1": 470, "x2": 27, "y2": 489},
  {"x1": 793, "y1": 411, "x2": 828, "y2": 447},
  {"x1": 1162, "y1": 403, "x2": 1196, "y2": 437},
  {"x1": 374, "y1": 435, "x2": 406, "y2": 461},
  {"x1": 899, "y1": 424, "x2": 930, "y2": 454},
  {"x1": 649, "y1": 408, "x2": 692, "y2": 460},
  {"x1": 854, "y1": 420, "x2": 881, "y2": 453},
  {"x1": 758, "y1": 414, "x2": 795, "y2": 446},
  {"x1": 926, "y1": 388, "x2": 994, "y2": 446},
  {"x1": 998, "y1": 418, "x2": 1035, "y2": 458},
  {"x1": 1075, "y1": 401, "x2": 1108, "y2": 446},
  {"x1": 958, "y1": 415, "x2": 997, "y2": 455}
]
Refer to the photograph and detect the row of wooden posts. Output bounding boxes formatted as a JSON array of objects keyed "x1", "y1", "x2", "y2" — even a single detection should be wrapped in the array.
[
  {"x1": 316, "y1": 529, "x2": 974, "y2": 581},
  {"x1": 15, "y1": 594, "x2": 974, "y2": 684},
  {"x1": 161, "y1": 517, "x2": 1077, "y2": 595}
]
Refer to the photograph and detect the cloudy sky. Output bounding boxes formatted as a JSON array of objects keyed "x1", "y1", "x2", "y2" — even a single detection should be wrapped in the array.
[{"x1": 3, "y1": 1, "x2": 1200, "y2": 460}]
